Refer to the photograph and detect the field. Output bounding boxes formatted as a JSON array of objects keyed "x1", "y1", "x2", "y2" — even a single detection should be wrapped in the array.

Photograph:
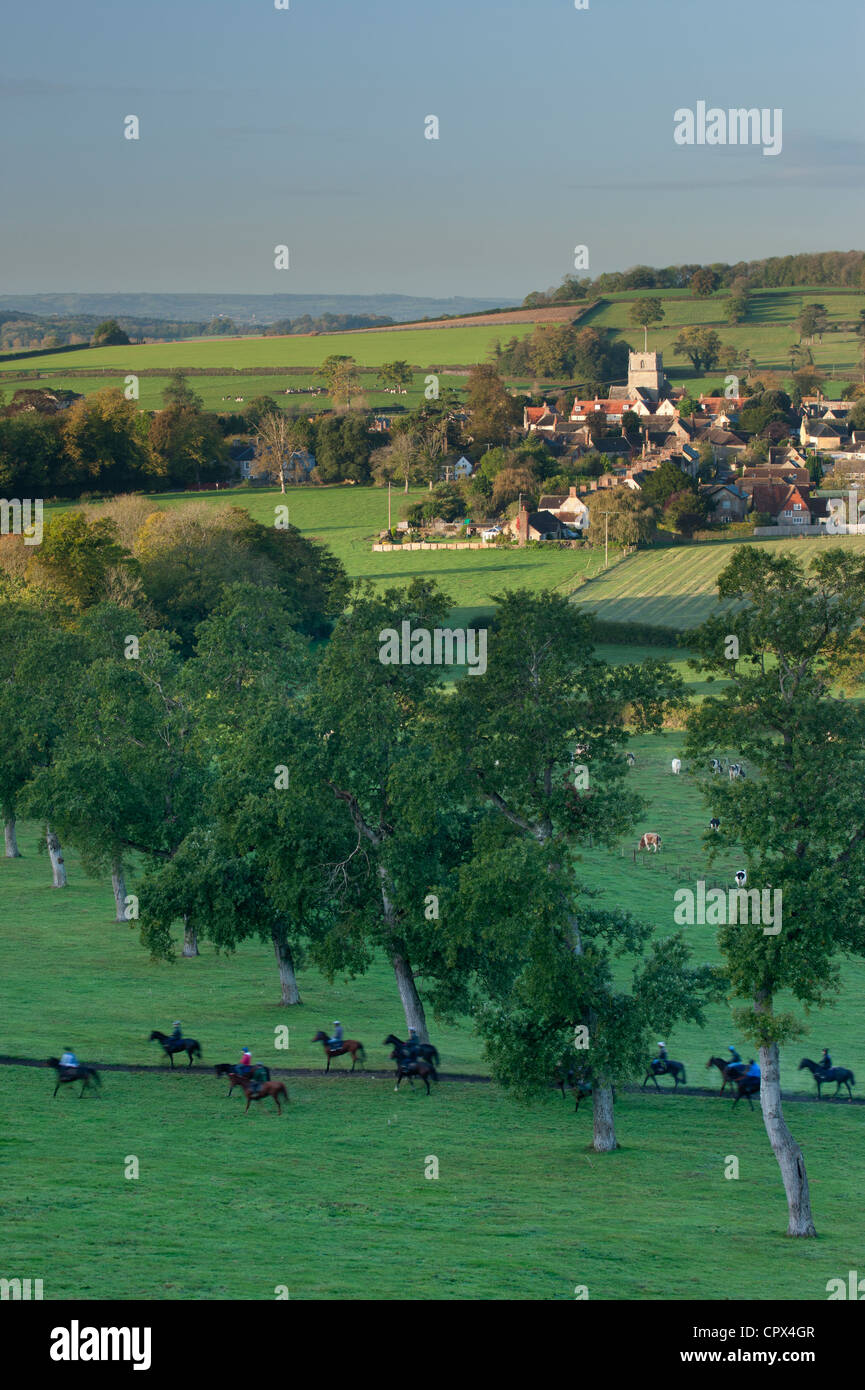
[
  {"x1": 584, "y1": 287, "x2": 865, "y2": 390},
  {"x1": 73, "y1": 485, "x2": 612, "y2": 617},
  {"x1": 571, "y1": 534, "x2": 865, "y2": 630},
  {"x1": 0, "y1": 323, "x2": 535, "y2": 375},
  {"x1": 3, "y1": 722, "x2": 864, "y2": 1301},
  {"x1": 0, "y1": 371, "x2": 473, "y2": 416}
]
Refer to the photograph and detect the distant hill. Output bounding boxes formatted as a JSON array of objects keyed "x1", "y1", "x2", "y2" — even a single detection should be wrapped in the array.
[{"x1": 0, "y1": 293, "x2": 509, "y2": 326}]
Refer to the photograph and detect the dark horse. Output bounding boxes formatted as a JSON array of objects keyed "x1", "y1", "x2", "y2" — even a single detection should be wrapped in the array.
[
  {"x1": 214, "y1": 1063, "x2": 271, "y2": 1098},
  {"x1": 553, "y1": 1066, "x2": 593, "y2": 1114},
  {"x1": 390, "y1": 1049, "x2": 438, "y2": 1095},
  {"x1": 149, "y1": 1030, "x2": 202, "y2": 1068},
  {"x1": 642, "y1": 1057, "x2": 687, "y2": 1091},
  {"x1": 312, "y1": 1031, "x2": 365, "y2": 1072},
  {"x1": 47, "y1": 1058, "x2": 101, "y2": 1098},
  {"x1": 230, "y1": 1073, "x2": 289, "y2": 1115},
  {"x1": 706, "y1": 1055, "x2": 747, "y2": 1095},
  {"x1": 384, "y1": 1033, "x2": 440, "y2": 1067},
  {"x1": 798, "y1": 1057, "x2": 856, "y2": 1100}
]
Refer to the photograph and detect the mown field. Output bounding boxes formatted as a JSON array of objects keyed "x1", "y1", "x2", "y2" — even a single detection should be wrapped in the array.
[{"x1": 571, "y1": 534, "x2": 865, "y2": 630}]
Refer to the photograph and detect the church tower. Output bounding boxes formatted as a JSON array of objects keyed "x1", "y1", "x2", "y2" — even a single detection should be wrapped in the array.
[{"x1": 627, "y1": 351, "x2": 668, "y2": 400}]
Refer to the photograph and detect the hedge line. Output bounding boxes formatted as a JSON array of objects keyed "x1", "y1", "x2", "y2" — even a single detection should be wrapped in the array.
[{"x1": 588, "y1": 617, "x2": 689, "y2": 647}]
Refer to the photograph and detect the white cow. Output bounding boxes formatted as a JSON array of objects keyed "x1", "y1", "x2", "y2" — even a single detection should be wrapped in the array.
[
  {"x1": 734, "y1": 870, "x2": 747, "y2": 888},
  {"x1": 671, "y1": 758, "x2": 682, "y2": 775}
]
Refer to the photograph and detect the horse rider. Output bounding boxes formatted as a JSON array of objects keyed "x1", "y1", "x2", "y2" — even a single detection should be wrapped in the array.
[
  {"x1": 819, "y1": 1048, "x2": 832, "y2": 1071},
  {"x1": 327, "y1": 1021, "x2": 344, "y2": 1050},
  {"x1": 746, "y1": 1058, "x2": 761, "y2": 1080},
  {"x1": 655, "y1": 1041, "x2": 668, "y2": 1072},
  {"x1": 406, "y1": 1027, "x2": 421, "y2": 1063},
  {"x1": 169, "y1": 1020, "x2": 183, "y2": 1046},
  {"x1": 727, "y1": 1045, "x2": 742, "y2": 1066},
  {"x1": 238, "y1": 1046, "x2": 252, "y2": 1077},
  {"x1": 60, "y1": 1047, "x2": 79, "y2": 1076},
  {"x1": 247, "y1": 1059, "x2": 268, "y2": 1098}
]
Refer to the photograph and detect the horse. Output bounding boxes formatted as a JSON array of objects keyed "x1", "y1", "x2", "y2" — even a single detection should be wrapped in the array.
[
  {"x1": 47, "y1": 1058, "x2": 101, "y2": 1099},
  {"x1": 312, "y1": 1031, "x2": 366, "y2": 1072},
  {"x1": 214, "y1": 1063, "x2": 271, "y2": 1098},
  {"x1": 706, "y1": 1055, "x2": 747, "y2": 1096},
  {"x1": 642, "y1": 1057, "x2": 687, "y2": 1090},
  {"x1": 553, "y1": 1065, "x2": 593, "y2": 1113},
  {"x1": 384, "y1": 1033, "x2": 440, "y2": 1067},
  {"x1": 389, "y1": 1050, "x2": 438, "y2": 1095},
  {"x1": 149, "y1": 1030, "x2": 202, "y2": 1068},
  {"x1": 230, "y1": 1073, "x2": 289, "y2": 1115},
  {"x1": 730, "y1": 1074, "x2": 760, "y2": 1110},
  {"x1": 798, "y1": 1057, "x2": 856, "y2": 1100}
]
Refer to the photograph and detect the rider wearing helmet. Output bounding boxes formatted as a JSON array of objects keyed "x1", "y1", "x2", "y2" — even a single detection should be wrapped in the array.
[
  {"x1": 819, "y1": 1048, "x2": 832, "y2": 1071},
  {"x1": 169, "y1": 1021, "x2": 183, "y2": 1045},
  {"x1": 727, "y1": 1045, "x2": 742, "y2": 1066},
  {"x1": 327, "y1": 1021, "x2": 344, "y2": 1049},
  {"x1": 60, "y1": 1047, "x2": 78, "y2": 1075}
]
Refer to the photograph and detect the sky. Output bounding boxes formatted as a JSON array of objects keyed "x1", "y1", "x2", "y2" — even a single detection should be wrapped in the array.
[{"x1": 2, "y1": 0, "x2": 863, "y2": 299}]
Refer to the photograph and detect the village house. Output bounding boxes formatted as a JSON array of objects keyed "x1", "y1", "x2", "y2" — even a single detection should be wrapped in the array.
[
  {"x1": 801, "y1": 418, "x2": 849, "y2": 450},
  {"x1": 700, "y1": 482, "x2": 748, "y2": 522},
  {"x1": 750, "y1": 481, "x2": 814, "y2": 524},
  {"x1": 536, "y1": 486, "x2": 590, "y2": 533}
]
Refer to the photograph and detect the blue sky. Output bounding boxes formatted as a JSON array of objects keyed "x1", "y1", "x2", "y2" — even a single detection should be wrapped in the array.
[{"x1": 2, "y1": 0, "x2": 863, "y2": 298}]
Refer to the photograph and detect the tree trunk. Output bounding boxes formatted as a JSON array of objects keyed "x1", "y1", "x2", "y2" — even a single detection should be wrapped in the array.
[
  {"x1": 591, "y1": 1079, "x2": 617, "y2": 1153},
  {"x1": 759, "y1": 1038, "x2": 817, "y2": 1236},
  {"x1": 272, "y1": 928, "x2": 302, "y2": 1005},
  {"x1": 111, "y1": 857, "x2": 127, "y2": 923},
  {"x1": 182, "y1": 915, "x2": 199, "y2": 957},
  {"x1": 391, "y1": 945, "x2": 429, "y2": 1042},
  {"x1": 4, "y1": 817, "x2": 21, "y2": 858},
  {"x1": 46, "y1": 826, "x2": 67, "y2": 887}
]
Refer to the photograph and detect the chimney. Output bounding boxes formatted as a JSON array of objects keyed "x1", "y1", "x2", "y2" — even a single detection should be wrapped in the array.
[{"x1": 569, "y1": 486, "x2": 577, "y2": 498}]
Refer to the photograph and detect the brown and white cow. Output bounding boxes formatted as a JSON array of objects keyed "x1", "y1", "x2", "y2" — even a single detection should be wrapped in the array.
[{"x1": 638, "y1": 832, "x2": 662, "y2": 853}]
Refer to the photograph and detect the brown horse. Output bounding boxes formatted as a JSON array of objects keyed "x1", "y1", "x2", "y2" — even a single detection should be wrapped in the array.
[
  {"x1": 214, "y1": 1063, "x2": 272, "y2": 1098},
  {"x1": 312, "y1": 1031, "x2": 366, "y2": 1072},
  {"x1": 390, "y1": 1049, "x2": 438, "y2": 1095},
  {"x1": 231, "y1": 1073, "x2": 288, "y2": 1115}
]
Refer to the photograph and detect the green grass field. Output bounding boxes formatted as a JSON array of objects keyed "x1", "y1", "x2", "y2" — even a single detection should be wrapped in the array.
[
  {"x1": 73, "y1": 485, "x2": 611, "y2": 615},
  {"x1": 2, "y1": 715, "x2": 864, "y2": 1301},
  {"x1": 571, "y1": 535, "x2": 865, "y2": 630},
  {"x1": 584, "y1": 287, "x2": 865, "y2": 389},
  {"x1": 0, "y1": 323, "x2": 534, "y2": 375},
  {"x1": 0, "y1": 371, "x2": 471, "y2": 416}
]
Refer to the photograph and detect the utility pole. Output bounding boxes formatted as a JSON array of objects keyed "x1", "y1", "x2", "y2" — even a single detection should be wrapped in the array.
[
  {"x1": 388, "y1": 480, "x2": 392, "y2": 532},
  {"x1": 599, "y1": 509, "x2": 611, "y2": 568}
]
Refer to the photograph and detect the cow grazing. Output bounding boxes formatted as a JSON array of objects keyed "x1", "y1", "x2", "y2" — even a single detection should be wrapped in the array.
[
  {"x1": 729, "y1": 763, "x2": 745, "y2": 780},
  {"x1": 709, "y1": 818, "x2": 720, "y2": 832},
  {"x1": 710, "y1": 759, "x2": 723, "y2": 775},
  {"x1": 638, "y1": 833, "x2": 662, "y2": 853},
  {"x1": 671, "y1": 758, "x2": 682, "y2": 775},
  {"x1": 626, "y1": 752, "x2": 636, "y2": 768},
  {"x1": 734, "y1": 870, "x2": 747, "y2": 888}
]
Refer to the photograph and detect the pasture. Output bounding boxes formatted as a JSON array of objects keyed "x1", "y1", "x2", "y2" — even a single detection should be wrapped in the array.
[
  {"x1": 0, "y1": 322, "x2": 535, "y2": 375},
  {"x1": 0, "y1": 370, "x2": 472, "y2": 416},
  {"x1": 2, "y1": 711, "x2": 864, "y2": 1301},
  {"x1": 73, "y1": 485, "x2": 611, "y2": 615}
]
